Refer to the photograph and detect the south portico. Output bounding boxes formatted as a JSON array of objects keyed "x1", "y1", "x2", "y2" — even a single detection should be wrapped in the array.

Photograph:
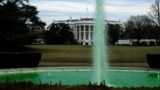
[{"x1": 74, "y1": 20, "x2": 94, "y2": 45}]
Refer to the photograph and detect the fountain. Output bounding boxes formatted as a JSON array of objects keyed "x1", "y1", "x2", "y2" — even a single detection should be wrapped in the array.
[
  {"x1": 0, "y1": 0, "x2": 160, "y2": 89},
  {"x1": 92, "y1": 0, "x2": 108, "y2": 84}
]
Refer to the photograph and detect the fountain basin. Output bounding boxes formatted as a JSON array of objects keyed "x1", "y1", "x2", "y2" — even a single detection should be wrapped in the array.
[{"x1": 0, "y1": 67, "x2": 159, "y2": 88}]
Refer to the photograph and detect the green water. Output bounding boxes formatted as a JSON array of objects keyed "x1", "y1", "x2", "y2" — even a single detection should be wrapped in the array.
[
  {"x1": 92, "y1": 0, "x2": 108, "y2": 84},
  {"x1": 0, "y1": 70, "x2": 159, "y2": 88}
]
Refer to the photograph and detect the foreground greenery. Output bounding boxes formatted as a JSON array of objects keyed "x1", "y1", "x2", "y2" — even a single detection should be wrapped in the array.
[{"x1": 0, "y1": 81, "x2": 159, "y2": 90}]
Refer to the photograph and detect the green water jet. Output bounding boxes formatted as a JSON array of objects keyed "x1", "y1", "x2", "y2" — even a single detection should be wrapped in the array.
[{"x1": 92, "y1": 0, "x2": 109, "y2": 84}]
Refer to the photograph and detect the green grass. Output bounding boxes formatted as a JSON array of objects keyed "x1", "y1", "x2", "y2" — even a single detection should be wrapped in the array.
[
  {"x1": 26, "y1": 45, "x2": 92, "y2": 63},
  {"x1": 26, "y1": 45, "x2": 160, "y2": 64},
  {"x1": 108, "y1": 46, "x2": 160, "y2": 63}
]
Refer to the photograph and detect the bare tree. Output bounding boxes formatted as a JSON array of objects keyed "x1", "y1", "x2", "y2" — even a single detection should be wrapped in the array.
[
  {"x1": 125, "y1": 15, "x2": 151, "y2": 45},
  {"x1": 149, "y1": 0, "x2": 160, "y2": 42},
  {"x1": 149, "y1": 0, "x2": 160, "y2": 26}
]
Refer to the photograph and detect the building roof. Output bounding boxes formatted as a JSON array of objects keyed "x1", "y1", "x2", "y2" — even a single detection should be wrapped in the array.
[{"x1": 53, "y1": 18, "x2": 124, "y2": 25}]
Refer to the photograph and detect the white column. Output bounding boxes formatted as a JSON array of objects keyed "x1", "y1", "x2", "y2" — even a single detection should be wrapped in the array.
[
  {"x1": 92, "y1": 25, "x2": 94, "y2": 44},
  {"x1": 79, "y1": 25, "x2": 81, "y2": 43},
  {"x1": 75, "y1": 26, "x2": 77, "y2": 40},
  {"x1": 88, "y1": 25, "x2": 91, "y2": 45},
  {"x1": 83, "y1": 25, "x2": 86, "y2": 45}
]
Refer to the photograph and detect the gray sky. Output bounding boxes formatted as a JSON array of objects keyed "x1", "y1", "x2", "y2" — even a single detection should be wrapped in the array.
[{"x1": 29, "y1": 0, "x2": 155, "y2": 25}]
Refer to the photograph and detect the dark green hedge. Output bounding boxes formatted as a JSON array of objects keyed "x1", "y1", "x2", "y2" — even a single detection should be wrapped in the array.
[
  {"x1": 146, "y1": 54, "x2": 160, "y2": 69},
  {"x1": 0, "y1": 52, "x2": 41, "y2": 68}
]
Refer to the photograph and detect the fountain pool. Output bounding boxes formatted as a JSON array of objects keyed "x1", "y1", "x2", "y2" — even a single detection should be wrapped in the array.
[{"x1": 0, "y1": 67, "x2": 159, "y2": 88}]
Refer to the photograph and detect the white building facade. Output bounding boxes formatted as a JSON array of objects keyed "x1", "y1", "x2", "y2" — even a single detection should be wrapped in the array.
[{"x1": 54, "y1": 18, "x2": 124, "y2": 45}]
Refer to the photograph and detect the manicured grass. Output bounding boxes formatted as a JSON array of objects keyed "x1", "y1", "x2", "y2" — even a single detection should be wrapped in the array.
[
  {"x1": 26, "y1": 45, "x2": 160, "y2": 64},
  {"x1": 108, "y1": 46, "x2": 160, "y2": 63},
  {"x1": 27, "y1": 45, "x2": 92, "y2": 63}
]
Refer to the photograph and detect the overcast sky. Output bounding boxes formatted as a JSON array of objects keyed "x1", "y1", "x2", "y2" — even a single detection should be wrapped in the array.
[{"x1": 29, "y1": 0, "x2": 155, "y2": 25}]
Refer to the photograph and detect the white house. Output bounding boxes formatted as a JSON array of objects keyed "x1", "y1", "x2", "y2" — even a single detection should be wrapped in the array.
[{"x1": 54, "y1": 18, "x2": 124, "y2": 45}]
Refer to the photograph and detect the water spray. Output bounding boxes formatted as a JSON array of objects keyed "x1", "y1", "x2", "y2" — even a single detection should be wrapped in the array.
[{"x1": 92, "y1": 0, "x2": 108, "y2": 85}]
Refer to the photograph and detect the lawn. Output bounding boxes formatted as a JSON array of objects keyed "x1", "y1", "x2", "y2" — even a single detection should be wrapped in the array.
[{"x1": 26, "y1": 45, "x2": 160, "y2": 67}]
